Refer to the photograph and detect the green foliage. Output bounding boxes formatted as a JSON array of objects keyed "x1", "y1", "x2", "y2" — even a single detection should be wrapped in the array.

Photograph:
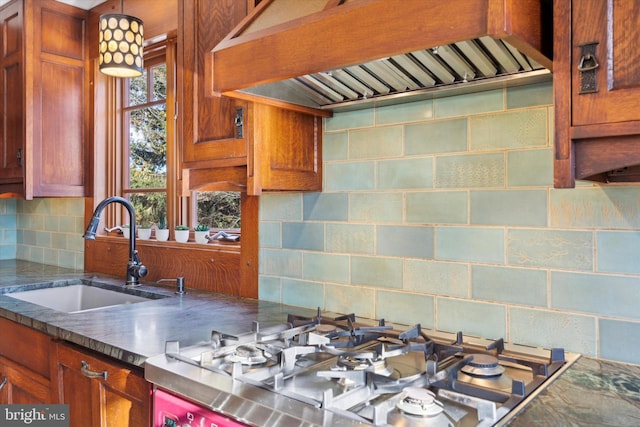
[
  {"x1": 194, "y1": 224, "x2": 209, "y2": 231},
  {"x1": 175, "y1": 225, "x2": 189, "y2": 231},
  {"x1": 197, "y1": 192, "x2": 241, "y2": 229},
  {"x1": 158, "y1": 217, "x2": 167, "y2": 230}
]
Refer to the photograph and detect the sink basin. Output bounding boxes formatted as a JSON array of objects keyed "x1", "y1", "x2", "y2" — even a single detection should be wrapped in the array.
[{"x1": 6, "y1": 284, "x2": 158, "y2": 313}]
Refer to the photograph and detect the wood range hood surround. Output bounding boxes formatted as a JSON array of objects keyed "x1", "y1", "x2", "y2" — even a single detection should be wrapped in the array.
[{"x1": 208, "y1": 0, "x2": 553, "y2": 114}]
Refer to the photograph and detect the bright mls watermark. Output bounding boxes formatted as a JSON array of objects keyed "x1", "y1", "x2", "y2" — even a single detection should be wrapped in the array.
[{"x1": 0, "y1": 405, "x2": 69, "y2": 426}]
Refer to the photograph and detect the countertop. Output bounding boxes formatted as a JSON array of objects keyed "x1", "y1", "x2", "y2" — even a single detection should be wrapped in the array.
[{"x1": 1, "y1": 260, "x2": 639, "y2": 426}]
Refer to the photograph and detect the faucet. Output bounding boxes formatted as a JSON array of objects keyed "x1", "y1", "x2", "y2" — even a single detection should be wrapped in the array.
[{"x1": 83, "y1": 196, "x2": 148, "y2": 286}]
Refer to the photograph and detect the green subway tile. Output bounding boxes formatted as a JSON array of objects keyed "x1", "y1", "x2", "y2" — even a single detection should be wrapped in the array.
[
  {"x1": 436, "y1": 153, "x2": 505, "y2": 188},
  {"x1": 325, "y1": 109, "x2": 374, "y2": 132},
  {"x1": 66, "y1": 234, "x2": 85, "y2": 252},
  {"x1": 303, "y1": 193, "x2": 348, "y2": 221},
  {"x1": 550, "y1": 187, "x2": 640, "y2": 229},
  {"x1": 59, "y1": 216, "x2": 77, "y2": 233},
  {"x1": 506, "y1": 81, "x2": 553, "y2": 109},
  {"x1": 406, "y1": 118, "x2": 467, "y2": 155},
  {"x1": 376, "y1": 291, "x2": 434, "y2": 328},
  {"x1": 597, "y1": 231, "x2": 640, "y2": 274},
  {"x1": 436, "y1": 226, "x2": 505, "y2": 264},
  {"x1": 437, "y1": 299, "x2": 506, "y2": 339},
  {"x1": 259, "y1": 276, "x2": 281, "y2": 303},
  {"x1": 0, "y1": 199, "x2": 17, "y2": 214},
  {"x1": 406, "y1": 191, "x2": 468, "y2": 224},
  {"x1": 472, "y1": 265, "x2": 546, "y2": 306},
  {"x1": 435, "y1": 89, "x2": 504, "y2": 118},
  {"x1": 326, "y1": 223, "x2": 375, "y2": 254},
  {"x1": 282, "y1": 279, "x2": 324, "y2": 309},
  {"x1": 325, "y1": 284, "x2": 375, "y2": 319},
  {"x1": 508, "y1": 229, "x2": 593, "y2": 271},
  {"x1": 282, "y1": 222, "x2": 324, "y2": 251},
  {"x1": 43, "y1": 249, "x2": 58, "y2": 266},
  {"x1": 376, "y1": 99, "x2": 433, "y2": 125},
  {"x1": 0, "y1": 244, "x2": 16, "y2": 259},
  {"x1": 349, "y1": 192, "x2": 403, "y2": 223},
  {"x1": 377, "y1": 225, "x2": 434, "y2": 259},
  {"x1": 28, "y1": 246, "x2": 45, "y2": 264},
  {"x1": 259, "y1": 221, "x2": 281, "y2": 248},
  {"x1": 260, "y1": 194, "x2": 302, "y2": 221},
  {"x1": 470, "y1": 190, "x2": 547, "y2": 226},
  {"x1": 325, "y1": 162, "x2": 375, "y2": 191},
  {"x1": 323, "y1": 132, "x2": 348, "y2": 161},
  {"x1": 377, "y1": 158, "x2": 434, "y2": 189},
  {"x1": 45, "y1": 216, "x2": 59, "y2": 232},
  {"x1": 510, "y1": 307, "x2": 596, "y2": 356},
  {"x1": 351, "y1": 256, "x2": 403, "y2": 288},
  {"x1": 51, "y1": 233, "x2": 67, "y2": 250},
  {"x1": 302, "y1": 252, "x2": 350, "y2": 284},
  {"x1": 259, "y1": 249, "x2": 302, "y2": 278},
  {"x1": 0, "y1": 214, "x2": 17, "y2": 229},
  {"x1": 349, "y1": 126, "x2": 403, "y2": 159},
  {"x1": 552, "y1": 271, "x2": 640, "y2": 319},
  {"x1": 405, "y1": 259, "x2": 468, "y2": 297},
  {"x1": 470, "y1": 109, "x2": 547, "y2": 151},
  {"x1": 35, "y1": 231, "x2": 51, "y2": 247},
  {"x1": 600, "y1": 319, "x2": 640, "y2": 365},
  {"x1": 59, "y1": 250, "x2": 80, "y2": 269},
  {"x1": 508, "y1": 149, "x2": 553, "y2": 187}
]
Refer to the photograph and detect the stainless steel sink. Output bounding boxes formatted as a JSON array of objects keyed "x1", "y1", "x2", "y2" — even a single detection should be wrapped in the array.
[{"x1": 6, "y1": 284, "x2": 159, "y2": 313}]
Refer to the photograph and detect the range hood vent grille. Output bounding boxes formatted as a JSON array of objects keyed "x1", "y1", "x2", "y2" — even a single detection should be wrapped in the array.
[{"x1": 240, "y1": 36, "x2": 548, "y2": 110}]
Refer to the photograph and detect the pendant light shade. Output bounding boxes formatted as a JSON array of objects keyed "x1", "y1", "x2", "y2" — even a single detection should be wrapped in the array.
[{"x1": 99, "y1": 13, "x2": 144, "y2": 78}]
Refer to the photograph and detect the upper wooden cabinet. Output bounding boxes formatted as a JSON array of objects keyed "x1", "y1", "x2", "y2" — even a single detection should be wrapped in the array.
[
  {"x1": 554, "y1": 0, "x2": 640, "y2": 187},
  {"x1": 178, "y1": 0, "x2": 323, "y2": 195},
  {"x1": 0, "y1": 0, "x2": 88, "y2": 199}
]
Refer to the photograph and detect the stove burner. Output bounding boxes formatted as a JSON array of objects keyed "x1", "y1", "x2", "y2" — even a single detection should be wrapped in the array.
[
  {"x1": 396, "y1": 387, "x2": 444, "y2": 417},
  {"x1": 460, "y1": 353, "x2": 505, "y2": 377},
  {"x1": 225, "y1": 344, "x2": 268, "y2": 365},
  {"x1": 333, "y1": 354, "x2": 395, "y2": 377}
]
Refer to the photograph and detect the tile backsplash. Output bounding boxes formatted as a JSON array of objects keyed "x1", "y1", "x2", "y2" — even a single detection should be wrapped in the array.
[
  {"x1": 2, "y1": 198, "x2": 85, "y2": 270},
  {"x1": 258, "y1": 81, "x2": 640, "y2": 366}
]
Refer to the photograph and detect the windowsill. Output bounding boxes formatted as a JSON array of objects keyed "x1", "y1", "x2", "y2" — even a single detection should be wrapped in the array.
[{"x1": 93, "y1": 235, "x2": 240, "y2": 252}]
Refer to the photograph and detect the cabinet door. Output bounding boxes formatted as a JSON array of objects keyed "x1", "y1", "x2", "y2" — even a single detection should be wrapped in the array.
[
  {"x1": 56, "y1": 344, "x2": 150, "y2": 427},
  {"x1": 0, "y1": 360, "x2": 52, "y2": 404},
  {"x1": 0, "y1": 0, "x2": 24, "y2": 183},
  {"x1": 179, "y1": 0, "x2": 248, "y2": 167},
  {"x1": 26, "y1": 1, "x2": 88, "y2": 198},
  {"x1": 571, "y1": 1, "x2": 640, "y2": 126}
]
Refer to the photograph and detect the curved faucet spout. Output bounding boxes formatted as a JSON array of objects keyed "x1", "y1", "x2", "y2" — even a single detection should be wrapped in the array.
[{"x1": 84, "y1": 196, "x2": 148, "y2": 286}]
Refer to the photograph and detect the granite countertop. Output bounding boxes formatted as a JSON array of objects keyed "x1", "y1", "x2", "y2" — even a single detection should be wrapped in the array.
[
  {"x1": 1, "y1": 260, "x2": 639, "y2": 426},
  {"x1": 0, "y1": 260, "x2": 316, "y2": 367}
]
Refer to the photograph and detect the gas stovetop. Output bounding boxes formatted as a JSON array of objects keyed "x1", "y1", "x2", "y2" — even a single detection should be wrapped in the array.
[{"x1": 145, "y1": 309, "x2": 580, "y2": 427}]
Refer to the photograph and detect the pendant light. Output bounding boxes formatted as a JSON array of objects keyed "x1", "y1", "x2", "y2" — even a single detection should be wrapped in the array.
[{"x1": 99, "y1": 0, "x2": 144, "y2": 78}]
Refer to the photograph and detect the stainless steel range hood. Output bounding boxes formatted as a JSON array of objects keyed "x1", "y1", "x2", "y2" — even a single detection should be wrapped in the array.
[{"x1": 209, "y1": 0, "x2": 553, "y2": 114}]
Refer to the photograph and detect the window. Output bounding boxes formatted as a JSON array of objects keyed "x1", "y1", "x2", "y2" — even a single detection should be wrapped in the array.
[{"x1": 109, "y1": 39, "x2": 241, "y2": 239}]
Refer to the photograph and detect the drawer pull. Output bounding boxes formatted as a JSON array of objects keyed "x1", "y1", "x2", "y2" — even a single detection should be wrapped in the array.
[
  {"x1": 81, "y1": 361, "x2": 108, "y2": 381},
  {"x1": 0, "y1": 376, "x2": 6, "y2": 390}
]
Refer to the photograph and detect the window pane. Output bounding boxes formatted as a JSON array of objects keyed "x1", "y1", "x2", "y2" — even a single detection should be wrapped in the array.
[
  {"x1": 128, "y1": 69, "x2": 148, "y2": 106},
  {"x1": 130, "y1": 192, "x2": 167, "y2": 227},
  {"x1": 128, "y1": 105, "x2": 167, "y2": 189},
  {"x1": 152, "y1": 64, "x2": 167, "y2": 101},
  {"x1": 197, "y1": 192, "x2": 241, "y2": 229}
]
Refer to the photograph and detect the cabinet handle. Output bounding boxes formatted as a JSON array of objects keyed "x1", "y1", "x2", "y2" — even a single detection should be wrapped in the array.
[
  {"x1": 80, "y1": 361, "x2": 108, "y2": 381},
  {"x1": 578, "y1": 42, "x2": 599, "y2": 94},
  {"x1": 0, "y1": 376, "x2": 6, "y2": 390}
]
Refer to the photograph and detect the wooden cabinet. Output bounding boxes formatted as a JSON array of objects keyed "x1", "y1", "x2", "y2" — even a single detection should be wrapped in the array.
[
  {"x1": 179, "y1": 0, "x2": 323, "y2": 195},
  {"x1": 0, "y1": 0, "x2": 88, "y2": 199},
  {"x1": 0, "y1": 317, "x2": 54, "y2": 404},
  {"x1": 56, "y1": 343, "x2": 150, "y2": 427},
  {"x1": 554, "y1": 0, "x2": 640, "y2": 187}
]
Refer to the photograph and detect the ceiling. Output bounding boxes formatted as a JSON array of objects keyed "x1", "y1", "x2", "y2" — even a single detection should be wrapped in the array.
[{"x1": 0, "y1": 0, "x2": 106, "y2": 9}]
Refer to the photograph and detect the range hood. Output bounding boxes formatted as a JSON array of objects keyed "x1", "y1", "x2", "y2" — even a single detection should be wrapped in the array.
[{"x1": 209, "y1": 0, "x2": 553, "y2": 114}]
